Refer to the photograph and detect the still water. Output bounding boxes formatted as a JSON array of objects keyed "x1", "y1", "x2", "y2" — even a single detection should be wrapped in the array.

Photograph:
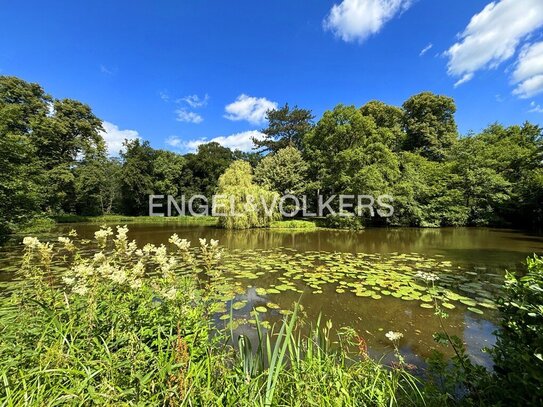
[{"x1": 2, "y1": 224, "x2": 543, "y2": 368}]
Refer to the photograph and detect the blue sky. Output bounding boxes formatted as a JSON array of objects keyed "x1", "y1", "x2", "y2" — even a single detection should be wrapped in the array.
[{"x1": 1, "y1": 0, "x2": 543, "y2": 155}]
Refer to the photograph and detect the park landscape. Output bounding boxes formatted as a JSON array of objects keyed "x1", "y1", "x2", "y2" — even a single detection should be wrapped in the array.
[{"x1": 2, "y1": 0, "x2": 543, "y2": 406}]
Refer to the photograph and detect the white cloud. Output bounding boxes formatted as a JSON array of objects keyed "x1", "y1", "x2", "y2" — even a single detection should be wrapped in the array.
[
  {"x1": 454, "y1": 73, "x2": 474, "y2": 88},
  {"x1": 528, "y1": 101, "x2": 543, "y2": 113},
  {"x1": 176, "y1": 109, "x2": 203, "y2": 124},
  {"x1": 512, "y1": 42, "x2": 543, "y2": 98},
  {"x1": 224, "y1": 94, "x2": 277, "y2": 125},
  {"x1": 99, "y1": 64, "x2": 115, "y2": 75},
  {"x1": 100, "y1": 121, "x2": 140, "y2": 156},
  {"x1": 446, "y1": 0, "x2": 543, "y2": 86},
  {"x1": 181, "y1": 94, "x2": 209, "y2": 108},
  {"x1": 167, "y1": 130, "x2": 266, "y2": 153},
  {"x1": 323, "y1": 0, "x2": 413, "y2": 43},
  {"x1": 419, "y1": 43, "x2": 433, "y2": 56},
  {"x1": 159, "y1": 91, "x2": 170, "y2": 102}
]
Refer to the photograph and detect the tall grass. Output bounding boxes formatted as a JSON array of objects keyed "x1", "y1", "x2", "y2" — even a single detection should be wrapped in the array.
[{"x1": 0, "y1": 226, "x2": 427, "y2": 406}]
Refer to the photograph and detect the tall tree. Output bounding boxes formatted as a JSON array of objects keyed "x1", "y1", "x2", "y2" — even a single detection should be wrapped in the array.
[
  {"x1": 119, "y1": 139, "x2": 156, "y2": 215},
  {"x1": 254, "y1": 146, "x2": 309, "y2": 195},
  {"x1": 403, "y1": 92, "x2": 458, "y2": 160},
  {"x1": 254, "y1": 103, "x2": 314, "y2": 153},
  {"x1": 360, "y1": 100, "x2": 406, "y2": 151},
  {"x1": 185, "y1": 142, "x2": 234, "y2": 198}
]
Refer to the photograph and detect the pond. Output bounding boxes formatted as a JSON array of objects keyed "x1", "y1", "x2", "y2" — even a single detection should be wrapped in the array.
[{"x1": 2, "y1": 223, "x2": 543, "y2": 369}]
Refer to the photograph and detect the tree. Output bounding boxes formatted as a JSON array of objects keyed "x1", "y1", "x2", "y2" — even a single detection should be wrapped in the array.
[
  {"x1": 185, "y1": 142, "x2": 234, "y2": 199},
  {"x1": 360, "y1": 100, "x2": 406, "y2": 151},
  {"x1": 75, "y1": 157, "x2": 121, "y2": 215},
  {"x1": 451, "y1": 137, "x2": 511, "y2": 225},
  {"x1": 392, "y1": 152, "x2": 468, "y2": 227},
  {"x1": 303, "y1": 104, "x2": 381, "y2": 195},
  {"x1": 403, "y1": 92, "x2": 458, "y2": 160},
  {"x1": 254, "y1": 104, "x2": 314, "y2": 153},
  {"x1": 153, "y1": 150, "x2": 186, "y2": 197},
  {"x1": 31, "y1": 99, "x2": 105, "y2": 169},
  {"x1": 119, "y1": 139, "x2": 156, "y2": 215},
  {"x1": 254, "y1": 146, "x2": 309, "y2": 195},
  {"x1": 215, "y1": 161, "x2": 280, "y2": 229}
]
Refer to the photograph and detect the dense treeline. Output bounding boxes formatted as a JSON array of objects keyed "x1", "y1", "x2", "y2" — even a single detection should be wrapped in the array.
[{"x1": 1, "y1": 75, "x2": 542, "y2": 234}]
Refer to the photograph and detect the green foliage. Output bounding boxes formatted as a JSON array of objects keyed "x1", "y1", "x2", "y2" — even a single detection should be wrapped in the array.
[
  {"x1": 1, "y1": 75, "x2": 543, "y2": 234},
  {"x1": 269, "y1": 220, "x2": 317, "y2": 229},
  {"x1": 403, "y1": 92, "x2": 458, "y2": 161},
  {"x1": 215, "y1": 161, "x2": 280, "y2": 229},
  {"x1": 254, "y1": 146, "x2": 309, "y2": 195},
  {"x1": 320, "y1": 213, "x2": 364, "y2": 230},
  {"x1": 52, "y1": 214, "x2": 218, "y2": 225},
  {"x1": 490, "y1": 255, "x2": 543, "y2": 405},
  {"x1": 254, "y1": 103, "x2": 314, "y2": 153}
]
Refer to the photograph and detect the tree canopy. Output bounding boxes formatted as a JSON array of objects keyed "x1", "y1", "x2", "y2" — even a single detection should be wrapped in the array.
[{"x1": 1, "y1": 75, "x2": 542, "y2": 233}]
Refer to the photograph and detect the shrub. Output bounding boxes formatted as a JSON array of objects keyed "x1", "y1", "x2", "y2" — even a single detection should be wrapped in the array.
[
  {"x1": 320, "y1": 212, "x2": 364, "y2": 230},
  {"x1": 490, "y1": 255, "x2": 543, "y2": 405}
]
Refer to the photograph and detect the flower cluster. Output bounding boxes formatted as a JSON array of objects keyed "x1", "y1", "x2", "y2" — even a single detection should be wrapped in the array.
[
  {"x1": 58, "y1": 236, "x2": 76, "y2": 252},
  {"x1": 385, "y1": 331, "x2": 404, "y2": 342},
  {"x1": 94, "y1": 227, "x2": 113, "y2": 248},
  {"x1": 416, "y1": 271, "x2": 439, "y2": 282},
  {"x1": 199, "y1": 238, "x2": 222, "y2": 272}
]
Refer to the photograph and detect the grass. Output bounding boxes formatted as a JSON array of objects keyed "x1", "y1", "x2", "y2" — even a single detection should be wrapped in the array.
[
  {"x1": 14, "y1": 216, "x2": 56, "y2": 234},
  {"x1": 269, "y1": 219, "x2": 317, "y2": 229},
  {"x1": 52, "y1": 214, "x2": 219, "y2": 226}
]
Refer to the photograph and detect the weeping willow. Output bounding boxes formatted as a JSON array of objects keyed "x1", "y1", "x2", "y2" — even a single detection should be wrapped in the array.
[{"x1": 215, "y1": 161, "x2": 281, "y2": 229}]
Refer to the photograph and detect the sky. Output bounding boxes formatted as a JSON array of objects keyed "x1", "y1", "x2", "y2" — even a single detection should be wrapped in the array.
[{"x1": 1, "y1": 0, "x2": 543, "y2": 155}]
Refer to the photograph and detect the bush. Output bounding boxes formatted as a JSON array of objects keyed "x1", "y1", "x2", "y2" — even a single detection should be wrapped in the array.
[
  {"x1": 490, "y1": 255, "x2": 543, "y2": 405},
  {"x1": 320, "y1": 213, "x2": 364, "y2": 230}
]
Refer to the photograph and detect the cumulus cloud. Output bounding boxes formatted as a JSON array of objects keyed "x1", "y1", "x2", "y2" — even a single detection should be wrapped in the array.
[
  {"x1": 176, "y1": 109, "x2": 203, "y2": 124},
  {"x1": 224, "y1": 94, "x2": 277, "y2": 125},
  {"x1": 419, "y1": 43, "x2": 433, "y2": 57},
  {"x1": 181, "y1": 94, "x2": 209, "y2": 108},
  {"x1": 512, "y1": 41, "x2": 543, "y2": 98},
  {"x1": 166, "y1": 130, "x2": 266, "y2": 153},
  {"x1": 446, "y1": 0, "x2": 543, "y2": 86},
  {"x1": 100, "y1": 121, "x2": 140, "y2": 156},
  {"x1": 323, "y1": 0, "x2": 413, "y2": 43}
]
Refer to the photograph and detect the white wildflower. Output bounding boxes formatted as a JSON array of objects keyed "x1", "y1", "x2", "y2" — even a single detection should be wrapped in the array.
[
  {"x1": 385, "y1": 331, "x2": 404, "y2": 342},
  {"x1": 68, "y1": 229, "x2": 78, "y2": 237},
  {"x1": 416, "y1": 271, "x2": 439, "y2": 282},
  {"x1": 95, "y1": 227, "x2": 113, "y2": 248},
  {"x1": 93, "y1": 252, "x2": 107, "y2": 264},
  {"x1": 110, "y1": 269, "x2": 128, "y2": 285},
  {"x1": 72, "y1": 285, "x2": 89, "y2": 296},
  {"x1": 58, "y1": 236, "x2": 75, "y2": 251},
  {"x1": 62, "y1": 276, "x2": 75, "y2": 286},
  {"x1": 23, "y1": 237, "x2": 40, "y2": 249},
  {"x1": 169, "y1": 234, "x2": 191, "y2": 251},
  {"x1": 164, "y1": 287, "x2": 178, "y2": 300}
]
